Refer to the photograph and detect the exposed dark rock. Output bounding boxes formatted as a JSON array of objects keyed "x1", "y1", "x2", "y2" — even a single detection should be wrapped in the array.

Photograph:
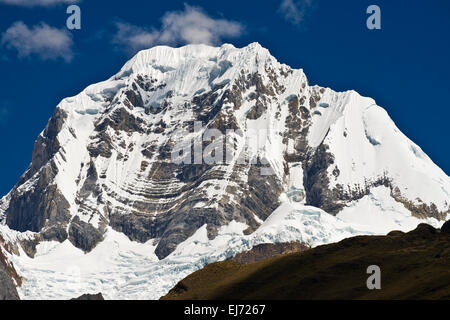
[
  {"x1": 154, "y1": 207, "x2": 228, "y2": 259},
  {"x1": 71, "y1": 293, "x2": 104, "y2": 300},
  {"x1": 28, "y1": 107, "x2": 67, "y2": 179},
  {"x1": 248, "y1": 72, "x2": 275, "y2": 97},
  {"x1": 302, "y1": 141, "x2": 414, "y2": 217},
  {"x1": 304, "y1": 143, "x2": 344, "y2": 214},
  {"x1": 125, "y1": 89, "x2": 144, "y2": 109},
  {"x1": 18, "y1": 237, "x2": 41, "y2": 258},
  {"x1": 41, "y1": 224, "x2": 68, "y2": 242},
  {"x1": 135, "y1": 74, "x2": 153, "y2": 91},
  {"x1": 209, "y1": 112, "x2": 239, "y2": 134},
  {"x1": 77, "y1": 161, "x2": 101, "y2": 200},
  {"x1": 110, "y1": 213, "x2": 158, "y2": 243},
  {"x1": 6, "y1": 163, "x2": 71, "y2": 233},
  {"x1": 391, "y1": 192, "x2": 447, "y2": 220},
  {"x1": 87, "y1": 137, "x2": 113, "y2": 158},
  {"x1": 0, "y1": 263, "x2": 19, "y2": 300},
  {"x1": 192, "y1": 88, "x2": 221, "y2": 123},
  {"x1": 95, "y1": 107, "x2": 145, "y2": 134},
  {"x1": 68, "y1": 216, "x2": 104, "y2": 252},
  {"x1": 141, "y1": 144, "x2": 157, "y2": 159},
  {"x1": 309, "y1": 96, "x2": 317, "y2": 108},
  {"x1": 0, "y1": 237, "x2": 20, "y2": 300},
  {"x1": 240, "y1": 162, "x2": 284, "y2": 231},
  {"x1": 299, "y1": 106, "x2": 310, "y2": 119},
  {"x1": 176, "y1": 163, "x2": 211, "y2": 183},
  {"x1": 246, "y1": 100, "x2": 266, "y2": 120}
]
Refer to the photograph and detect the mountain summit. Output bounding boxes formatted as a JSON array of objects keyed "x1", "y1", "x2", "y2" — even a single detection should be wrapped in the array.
[{"x1": 0, "y1": 43, "x2": 448, "y2": 299}]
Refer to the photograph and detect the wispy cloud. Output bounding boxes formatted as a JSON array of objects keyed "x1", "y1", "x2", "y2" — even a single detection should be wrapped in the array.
[
  {"x1": 278, "y1": 0, "x2": 317, "y2": 26},
  {"x1": 0, "y1": 0, "x2": 79, "y2": 7},
  {"x1": 113, "y1": 23, "x2": 159, "y2": 54},
  {"x1": 113, "y1": 4, "x2": 244, "y2": 54},
  {"x1": 1, "y1": 21, "x2": 73, "y2": 62}
]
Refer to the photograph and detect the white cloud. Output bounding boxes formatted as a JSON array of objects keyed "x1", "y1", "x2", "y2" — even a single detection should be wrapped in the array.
[
  {"x1": 1, "y1": 21, "x2": 73, "y2": 62},
  {"x1": 113, "y1": 5, "x2": 244, "y2": 54},
  {"x1": 113, "y1": 23, "x2": 159, "y2": 54},
  {"x1": 0, "y1": 0, "x2": 78, "y2": 6},
  {"x1": 279, "y1": 0, "x2": 317, "y2": 25}
]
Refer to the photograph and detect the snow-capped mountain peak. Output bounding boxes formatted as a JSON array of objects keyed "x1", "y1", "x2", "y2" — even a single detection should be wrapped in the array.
[{"x1": 0, "y1": 42, "x2": 448, "y2": 299}]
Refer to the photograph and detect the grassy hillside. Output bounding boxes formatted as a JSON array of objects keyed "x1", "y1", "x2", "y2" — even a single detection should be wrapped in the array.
[{"x1": 162, "y1": 222, "x2": 450, "y2": 300}]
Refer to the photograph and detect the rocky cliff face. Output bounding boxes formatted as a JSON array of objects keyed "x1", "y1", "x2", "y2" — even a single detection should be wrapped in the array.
[
  {"x1": 0, "y1": 43, "x2": 449, "y2": 261},
  {"x1": 0, "y1": 265, "x2": 19, "y2": 300},
  {"x1": 0, "y1": 235, "x2": 20, "y2": 300}
]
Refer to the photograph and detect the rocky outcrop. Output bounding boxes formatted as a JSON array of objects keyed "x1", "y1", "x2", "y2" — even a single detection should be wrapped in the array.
[
  {"x1": 0, "y1": 235, "x2": 20, "y2": 300},
  {"x1": 4, "y1": 106, "x2": 72, "y2": 245},
  {"x1": 304, "y1": 143, "x2": 342, "y2": 213},
  {"x1": 6, "y1": 161, "x2": 71, "y2": 236},
  {"x1": 29, "y1": 107, "x2": 67, "y2": 178},
  {"x1": 71, "y1": 293, "x2": 104, "y2": 300},
  {"x1": 0, "y1": 264, "x2": 19, "y2": 300},
  {"x1": 68, "y1": 216, "x2": 105, "y2": 252}
]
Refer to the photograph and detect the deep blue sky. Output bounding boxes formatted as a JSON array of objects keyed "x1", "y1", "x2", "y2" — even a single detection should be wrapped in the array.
[{"x1": 0, "y1": 0, "x2": 449, "y2": 196}]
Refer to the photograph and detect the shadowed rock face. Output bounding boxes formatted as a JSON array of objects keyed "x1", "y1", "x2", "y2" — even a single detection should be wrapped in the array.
[
  {"x1": 0, "y1": 238, "x2": 20, "y2": 300},
  {"x1": 68, "y1": 216, "x2": 105, "y2": 252},
  {"x1": 6, "y1": 182, "x2": 71, "y2": 234},
  {"x1": 162, "y1": 223, "x2": 450, "y2": 300},
  {"x1": 5, "y1": 107, "x2": 72, "y2": 246},
  {"x1": 0, "y1": 43, "x2": 448, "y2": 260},
  {"x1": 0, "y1": 264, "x2": 19, "y2": 300},
  {"x1": 29, "y1": 107, "x2": 67, "y2": 178}
]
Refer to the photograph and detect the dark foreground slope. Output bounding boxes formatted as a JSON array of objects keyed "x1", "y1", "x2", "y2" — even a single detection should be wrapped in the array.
[{"x1": 162, "y1": 222, "x2": 450, "y2": 300}]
